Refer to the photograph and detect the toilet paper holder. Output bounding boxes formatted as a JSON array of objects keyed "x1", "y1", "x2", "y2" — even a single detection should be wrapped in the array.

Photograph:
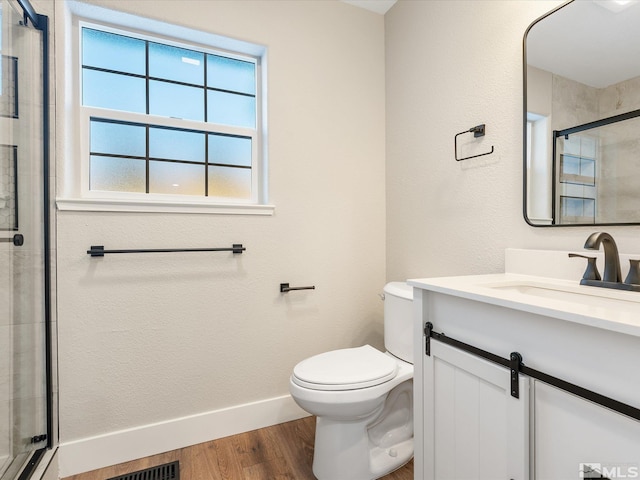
[{"x1": 280, "y1": 283, "x2": 316, "y2": 293}]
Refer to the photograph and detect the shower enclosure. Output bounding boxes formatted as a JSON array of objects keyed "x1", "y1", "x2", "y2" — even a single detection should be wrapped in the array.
[{"x1": 0, "y1": 0, "x2": 51, "y2": 479}]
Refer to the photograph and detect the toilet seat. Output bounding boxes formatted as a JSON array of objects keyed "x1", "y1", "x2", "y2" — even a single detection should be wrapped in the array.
[{"x1": 292, "y1": 345, "x2": 398, "y2": 391}]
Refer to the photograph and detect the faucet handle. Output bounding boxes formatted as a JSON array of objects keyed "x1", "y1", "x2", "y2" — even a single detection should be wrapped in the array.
[
  {"x1": 624, "y1": 259, "x2": 640, "y2": 285},
  {"x1": 568, "y1": 253, "x2": 601, "y2": 281}
]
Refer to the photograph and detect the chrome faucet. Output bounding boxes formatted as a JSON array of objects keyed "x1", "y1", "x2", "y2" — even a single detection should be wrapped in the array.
[{"x1": 583, "y1": 232, "x2": 621, "y2": 283}]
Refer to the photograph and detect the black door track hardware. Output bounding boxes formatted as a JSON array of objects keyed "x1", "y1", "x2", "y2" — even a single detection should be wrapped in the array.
[{"x1": 424, "y1": 322, "x2": 640, "y2": 421}]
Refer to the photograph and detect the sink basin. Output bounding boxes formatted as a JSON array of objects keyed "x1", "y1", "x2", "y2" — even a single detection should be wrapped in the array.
[{"x1": 483, "y1": 279, "x2": 640, "y2": 314}]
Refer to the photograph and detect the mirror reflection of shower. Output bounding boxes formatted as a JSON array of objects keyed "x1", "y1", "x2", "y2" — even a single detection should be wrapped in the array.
[
  {"x1": 524, "y1": 0, "x2": 640, "y2": 226},
  {"x1": 0, "y1": 0, "x2": 52, "y2": 479}
]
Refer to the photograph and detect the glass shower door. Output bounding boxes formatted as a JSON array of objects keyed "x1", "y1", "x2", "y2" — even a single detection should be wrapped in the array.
[{"x1": 0, "y1": 0, "x2": 49, "y2": 478}]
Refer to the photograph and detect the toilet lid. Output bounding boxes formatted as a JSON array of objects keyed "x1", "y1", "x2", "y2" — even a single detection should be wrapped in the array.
[{"x1": 292, "y1": 345, "x2": 398, "y2": 391}]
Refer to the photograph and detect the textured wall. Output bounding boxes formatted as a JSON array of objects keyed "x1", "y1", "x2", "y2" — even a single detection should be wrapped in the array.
[
  {"x1": 385, "y1": 0, "x2": 640, "y2": 283},
  {"x1": 55, "y1": 0, "x2": 386, "y2": 442}
]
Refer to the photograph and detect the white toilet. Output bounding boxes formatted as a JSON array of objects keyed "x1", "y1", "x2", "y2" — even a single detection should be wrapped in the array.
[{"x1": 289, "y1": 282, "x2": 414, "y2": 480}]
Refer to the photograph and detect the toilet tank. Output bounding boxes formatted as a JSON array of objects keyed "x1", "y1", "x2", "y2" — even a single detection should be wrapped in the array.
[{"x1": 383, "y1": 282, "x2": 414, "y2": 364}]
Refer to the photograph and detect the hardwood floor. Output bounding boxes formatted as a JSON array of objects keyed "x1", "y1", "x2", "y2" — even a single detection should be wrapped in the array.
[{"x1": 62, "y1": 416, "x2": 413, "y2": 480}]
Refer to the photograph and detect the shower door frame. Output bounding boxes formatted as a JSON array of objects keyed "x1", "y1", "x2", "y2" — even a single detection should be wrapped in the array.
[{"x1": 10, "y1": 1, "x2": 52, "y2": 479}]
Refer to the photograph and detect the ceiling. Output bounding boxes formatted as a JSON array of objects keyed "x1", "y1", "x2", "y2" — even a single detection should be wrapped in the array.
[{"x1": 341, "y1": 0, "x2": 397, "y2": 15}]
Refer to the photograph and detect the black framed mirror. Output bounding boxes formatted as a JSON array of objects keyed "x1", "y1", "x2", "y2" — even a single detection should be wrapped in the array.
[{"x1": 523, "y1": 0, "x2": 640, "y2": 226}]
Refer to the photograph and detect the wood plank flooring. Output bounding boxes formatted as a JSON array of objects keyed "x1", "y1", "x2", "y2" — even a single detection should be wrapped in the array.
[{"x1": 62, "y1": 416, "x2": 413, "y2": 480}]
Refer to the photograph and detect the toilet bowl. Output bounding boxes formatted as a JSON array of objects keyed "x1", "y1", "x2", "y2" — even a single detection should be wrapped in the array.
[{"x1": 289, "y1": 282, "x2": 414, "y2": 480}]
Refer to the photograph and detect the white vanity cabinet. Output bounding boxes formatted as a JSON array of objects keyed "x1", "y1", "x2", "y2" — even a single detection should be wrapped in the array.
[{"x1": 411, "y1": 276, "x2": 640, "y2": 480}]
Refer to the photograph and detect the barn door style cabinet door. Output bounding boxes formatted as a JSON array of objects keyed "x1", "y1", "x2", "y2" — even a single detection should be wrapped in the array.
[
  {"x1": 533, "y1": 382, "x2": 640, "y2": 479},
  {"x1": 423, "y1": 341, "x2": 529, "y2": 480}
]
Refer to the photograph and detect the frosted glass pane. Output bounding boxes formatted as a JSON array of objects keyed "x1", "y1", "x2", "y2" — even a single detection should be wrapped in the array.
[
  {"x1": 207, "y1": 90, "x2": 255, "y2": 128},
  {"x1": 208, "y1": 134, "x2": 251, "y2": 167},
  {"x1": 149, "y1": 128, "x2": 205, "y2": 163},
  {"x1": 90, "y1": 120, "x2": 146, "y2": 157},
  {"x1": 149, "y1": 160, "x2": 205, "y2": 195},
  {"x1": 149, "y1": 80, "x2": 204, "y2": 121},
  {"x1": 207, "y1": 55, "x2": 255, "y2": 95},
  {"x1": 83, "y1": 69, "x2": 146, "y2": 113},
  {"x1": 82, "y1": 28, "x2": 145, "y2": 75},
  {"x1": 90, "y1": 155, "x2": 146, "y2": 192},
  {"x1": 208, "y1": 166, "x2": 251, "y2": 199},
  {"x1": 149, "y1": 42, "x2": 204, "y2": 85}
]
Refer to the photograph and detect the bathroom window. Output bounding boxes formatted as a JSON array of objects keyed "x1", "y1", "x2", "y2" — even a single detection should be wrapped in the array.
[{"x1": 73, "y1": 22, "x2": 269, "y2": 213}]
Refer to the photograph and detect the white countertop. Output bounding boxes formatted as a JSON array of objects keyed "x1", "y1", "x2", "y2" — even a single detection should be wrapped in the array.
[{"x1": 409, "y1": 273, "x2": 640, "y2": 339}]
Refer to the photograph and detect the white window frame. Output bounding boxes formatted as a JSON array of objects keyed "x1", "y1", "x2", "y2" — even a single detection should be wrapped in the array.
[{"x1": 57, "y1": 3, "x2": 273, "y2": 215}]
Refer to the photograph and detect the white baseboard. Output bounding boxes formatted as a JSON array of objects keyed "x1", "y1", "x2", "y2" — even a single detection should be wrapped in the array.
[{"x1": 58, "y1": 394, "x2": 309, "y2": 478}]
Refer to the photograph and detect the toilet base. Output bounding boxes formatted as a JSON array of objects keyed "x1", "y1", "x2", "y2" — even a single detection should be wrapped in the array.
[{"x1": 311, "y1": 380, "x2": 413, "y2": 480}]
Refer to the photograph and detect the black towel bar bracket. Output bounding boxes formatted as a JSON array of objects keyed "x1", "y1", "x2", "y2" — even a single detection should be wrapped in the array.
[
  {"x1": 87, "y1": 244, "x2": 245, "y2": 257},
  {"x1": 454, "y1": 123, "x2": 495, "y2": 161},
  {"x1": 280, "y1": 283, "x2": 316, "y2": 293}
]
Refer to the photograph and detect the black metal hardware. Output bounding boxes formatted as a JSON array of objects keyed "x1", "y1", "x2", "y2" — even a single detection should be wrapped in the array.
[
  {"x1": 30, "y1": 434, "x2": 47, "y2": 444},
  {"x1": 583, "y1": 232, "x2": 621, "y2": 283},
  {"x1": 280, "y1": 283, "x2": 315, "y2": 293},
  {"x1": 87, "y1": 244, "x2": 245, "y2": 257},
  {"x1": 625, "y1": 259, "x2": 640, "y2": 285},
  {"x1": 454, "y1": 124, "x2": 495, "y2": 161},
  {"x1": 428, "y1": 328, "x2": 511, "y2": 369},
  {"x1": 568, "y1": 253, "x2": 600, "y2": 281},
  {"x1": 107, "y1": 461, "x2": 179, "y2": 480},
  {"x1": 554, "y1": 108, "x2": 640, "y2": 140},
  {"x1": 16, "y1": 447, "x2": 46, "y2": 480},
  {"x1": 510, "y1": 352, "x2": 522, "y2": 399},
  {"x1": 424, "y1": 322, "x2": 432, "y2": 356},
  {"x1": 424, "y1": 326, "x2": 640, "y2": 420},
  {"x1": 0, "y1": 234, "x2": 24, "y2": 246},
  {"x1": 518, "y1": 363, "x2": 640, "y2": 422},
  {"x1": 16, "y1": 0, "x2": 41, "y2": 29},
  {"x1": 578, "y1": 232, "x2": 640, "y2": 291}
]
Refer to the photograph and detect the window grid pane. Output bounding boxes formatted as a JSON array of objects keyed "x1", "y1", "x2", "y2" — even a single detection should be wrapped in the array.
[
  {"x1": 148, "y1": 42, "x2": 204, "y2": 86},
  {"x1": 83, "y1": 69, "x2": 147, "y2": 113},
  {"x1": 90, "y1": 155, "x2": 146, "y2": 193},
  {"x1": 149, "y1": 80, "x2": 205, "y2": 122},
  {"x1": 82, "y1": 28, "x2": 146, "y2": 75},
  {"x1": 207, "y1": 54, "x2": 256, "y2": 95},
  {"x1": 89, "y1": 118, "x2": 252, "y2": 197},
  {"x1": 82, "y1": 26, "x2": 258, "y2": 201}
]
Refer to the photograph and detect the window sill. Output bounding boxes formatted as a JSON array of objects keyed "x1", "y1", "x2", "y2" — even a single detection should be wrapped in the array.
[{"x1": 56, "y1": 197, "x2": 275, "y2": 215}]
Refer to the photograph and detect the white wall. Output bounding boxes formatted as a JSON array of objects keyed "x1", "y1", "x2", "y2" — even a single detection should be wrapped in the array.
[
  {"x1": 385, "y1": 0, "x2": 640, "y2": 283},
  {"x1": 54, "y1": 0, "x2": 386, "y2": 475},
  {"x1": 51, "y1": 0, "x2": 640, "y2": 476}
]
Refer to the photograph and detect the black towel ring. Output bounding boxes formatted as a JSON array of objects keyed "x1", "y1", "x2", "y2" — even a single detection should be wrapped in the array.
[{"x1": 454, "y1": 124, "x2": 494, "y2": 161}]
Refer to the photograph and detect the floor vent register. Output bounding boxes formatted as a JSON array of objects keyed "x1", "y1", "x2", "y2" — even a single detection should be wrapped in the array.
[{"x1": 106, "y1": 461, "x2": 179, "y2": 480}]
